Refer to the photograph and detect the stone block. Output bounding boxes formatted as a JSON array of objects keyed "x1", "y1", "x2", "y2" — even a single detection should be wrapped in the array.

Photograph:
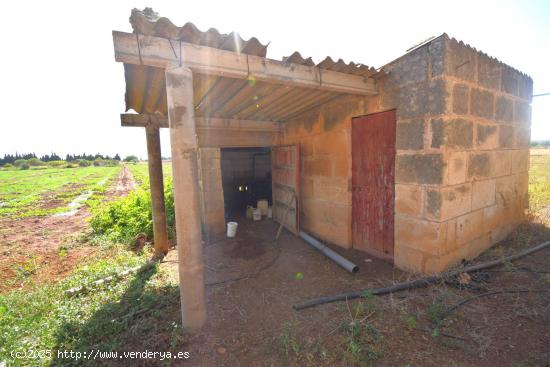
[
  {"x1": 395, "y1": 215, "x2": 447, "y2": 255},
  {"x1": 396, "y1": 154, "x2": 444, "y2": 185},
  {"x1": 314, "y1": 130, "x2": 347, "y2": 155},
  {"x1": 426, "y1": 183, "x2": 471, "y2": 221},
  {"x1": 446, "y1": 151, "x2": 468, "y2": 185},
  {"x1": 470, "y1": 88, "x2": 494, "y2": 120},
  {"x1": 472, "y1": 179, "x2": 496, "y2": 210},
  {"x1": 477, "y1": 54, "x2": 501, "y2": 90},
  {"x1": 501, "y1": 66, "x2": 519, "y2": 95},
  {"x1": 446, "y1": 38, "x2": 477, "y2": 82},
  {"x1": 395, "y1": 184, "x2": 424, "y2": 216},
  {"x1": 455, "y1": 209, "x2": 484, "y2": 246},
  {"x1": 314, "y1": 177, "x2": 350, "y2": 205},
  {"x1": 514, "y1": 100, "x2": 531, "y2": 124},
  {"x1": 511, "y1": 150, "x2": 530, "y2": 174},
  {"x1": 301, "y1": 138, "x2": 314, "y2": 156},
  {"x1": 490, "y1": 150, "x2": 512, "y2": 177},
  {"x1": 514, "y1": 125, "x2": 531, "y2": 148},
  {"x1": 468, "y1": 152, "x2": 491, "y2": 179},
  {"x1": 332, "y1": 154, "x2": 350, "y2": 177},
  {"x1": 476, "y1": 124, "x2": 498, "y2": 149},
  {"x1": 385, "y1": 45, "x2": 429, "y2": 86},
  {"x1": 394, "y1": 244, "x2": 430, "y2": 274},
  {"x1": 431, "y1": 118, "x2": 473, "y2": 149},
  {"x1": 396, "y1": 119, "x2": 425, "y2": 150},
  {"x1": 301, "y1": 177, "x2": 314, "y2": 199},
  {"x1": 518, "y1": 76, "x2": 533, "y2": 101},
  {"x1": 499, "y1": 125, "x2": 514, "y2": 148},
  {"x1": 495, "y1": 96, "x2": 513, "y2": 123},
  {"x1": 303, "y1": 157, "x2": 332, "y2": 177},
  {"x1": 304, "y1": 201, "x2": 352, "y2": 248},
  {"x1": 452, "y1": 83, "x2": 469, "y2": 115},
  {"x1": 394, "y1": 78, "x2": 448, "y2": 120}
]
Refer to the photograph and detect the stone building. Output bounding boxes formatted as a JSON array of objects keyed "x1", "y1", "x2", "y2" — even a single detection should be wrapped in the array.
[{"x1": 113, "y1": 9, "x2": 532, "y2": 329}]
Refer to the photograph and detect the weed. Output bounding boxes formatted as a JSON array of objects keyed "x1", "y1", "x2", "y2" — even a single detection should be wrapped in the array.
[
  {"x1": 279, "y1": 322, "x2": 301, "y2": 357},
  {"x1": 401, "y1": 313, "x2": 417, "y2": 331},
  {"x1": 427, "y1": 297, "x2": 446, "y2": 337}
]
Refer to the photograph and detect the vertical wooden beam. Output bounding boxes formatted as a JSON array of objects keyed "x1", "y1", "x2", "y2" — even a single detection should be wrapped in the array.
[
  {"x1": 165, "y1": 66, "x2": 207, "y2": 330},
  {"x1": 145, "y1": 126, "x2": 169, "y2": 256}
]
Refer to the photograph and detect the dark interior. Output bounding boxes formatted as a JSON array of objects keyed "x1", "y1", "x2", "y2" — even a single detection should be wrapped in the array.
[{"x1": 220, "y1": 147, "x2": 272, "y2": 219}]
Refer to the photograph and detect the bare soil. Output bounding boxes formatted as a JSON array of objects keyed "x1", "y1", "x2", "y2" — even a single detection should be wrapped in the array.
[
  {"x1": 0, "y1": 166, "x2": 135, "y2": 293},
  {"x1": 149, "y1": 217, "x2": 550, "y2": 367}
]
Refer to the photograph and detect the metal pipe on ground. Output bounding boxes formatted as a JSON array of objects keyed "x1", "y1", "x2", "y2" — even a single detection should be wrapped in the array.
[{"x1": 299, "y1": 231, "x2": 359, "y2": 273}]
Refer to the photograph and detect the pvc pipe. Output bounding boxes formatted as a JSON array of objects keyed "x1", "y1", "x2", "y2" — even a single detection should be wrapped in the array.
[{"x1": 299, "y1": 231, "x2": 359, "y2": 273}]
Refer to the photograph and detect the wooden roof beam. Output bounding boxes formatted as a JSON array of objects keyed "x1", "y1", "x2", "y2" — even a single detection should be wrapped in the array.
[
  {"x1": 120, "y1": 113, "x2": 282, "y2": 132},
  {"x1": 113, "y1": 31, "x2": 378, "y2": 96}
]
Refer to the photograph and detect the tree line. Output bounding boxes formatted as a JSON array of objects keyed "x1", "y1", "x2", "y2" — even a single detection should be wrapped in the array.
[{"x1": 0, "y1": 152, "x2": 123, "y2": 166}]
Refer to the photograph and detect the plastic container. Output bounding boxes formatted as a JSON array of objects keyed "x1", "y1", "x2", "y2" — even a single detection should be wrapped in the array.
[
  {"x1": 253, "y1": 208, "x2": 262, "y2": 221},
  {"x1": 257, "y1": 199, "x2": 269, "y2": 216},
  {"x1": 246, "y1": 206, "x2": 254, "y2": 219},
  {"x1": 267, "y1": 206, "x2": 273, "y2": 219},
  {"x1": 226, "y1": 221, "x2": 238, "y2": 238}
]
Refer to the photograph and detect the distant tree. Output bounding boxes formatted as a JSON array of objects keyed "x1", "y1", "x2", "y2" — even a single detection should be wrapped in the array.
[
  {"x1": 123, "y1": 155, "x2": 139, "y2": 163},
  {"x1": 27, "y1": 158, "x2": 44, "y2": 166},
  {"x1": 13, "y1": 159, "x2": 27, "y2": 167},
  {"x1": 114, "y1": 154, "x2": 121, "y2": 161}
]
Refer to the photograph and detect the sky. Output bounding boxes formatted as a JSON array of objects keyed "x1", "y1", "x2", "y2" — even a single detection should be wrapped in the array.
[{"x1": 1, "y1": 0, "x2": 549, "y2": 159}]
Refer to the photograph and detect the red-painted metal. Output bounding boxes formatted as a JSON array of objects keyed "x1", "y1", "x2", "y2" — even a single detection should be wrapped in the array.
[
  {"x1": 272, "y1": 144, "x2": 300, "y2": 234},
  {"x1": 352, "y1": 110, "x2": 396, "y2": 258}
]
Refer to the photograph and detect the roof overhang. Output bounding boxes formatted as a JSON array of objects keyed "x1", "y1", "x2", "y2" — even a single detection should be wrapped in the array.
[{"x1": 113, "y1": 30, "x2": 380, "y2": 122}]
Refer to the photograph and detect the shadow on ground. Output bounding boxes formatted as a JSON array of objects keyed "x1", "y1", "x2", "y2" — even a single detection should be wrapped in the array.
[{"x1": 51, "y1": 263, "x2": 185, "y2": 366}]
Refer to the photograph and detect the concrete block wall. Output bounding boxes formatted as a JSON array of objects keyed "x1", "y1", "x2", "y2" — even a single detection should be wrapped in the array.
[
  {"x1": 280, "y1": 95, "x2": 369, "y2": 248},
  {"x1": 378, "y1": 34, "x2": 532, "y2": 273},
  {"x1": 199, "y1": 148, "x2": 226, "y2": 240}
]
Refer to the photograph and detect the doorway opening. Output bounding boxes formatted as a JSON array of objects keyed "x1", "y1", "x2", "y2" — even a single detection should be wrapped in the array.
[{"x1": 220, "y1": 147, "x2": 272, "y2": 220}]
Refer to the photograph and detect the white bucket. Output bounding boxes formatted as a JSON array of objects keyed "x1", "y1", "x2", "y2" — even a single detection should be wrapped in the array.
[
  {"x1": 253, "y1": 208, "x2": 262, "y2": 221},
  {"x1": 226, "y1": 221, "x2": 238, "y2": 238}
]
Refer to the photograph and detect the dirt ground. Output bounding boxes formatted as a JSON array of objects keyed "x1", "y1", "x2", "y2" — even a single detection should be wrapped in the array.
[
  {"x1": 0, "y1": 166, "x2": 135, "y2": 293},
  {"x1": 156, "y1": 216, "x2": 550, "y2": 367}
]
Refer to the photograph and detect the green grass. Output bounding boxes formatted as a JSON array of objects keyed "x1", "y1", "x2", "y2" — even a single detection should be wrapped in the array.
[
  {"x1": 126, "y1": 162, "x2": 172, "y2": 188},
  {"x1": 0, "y1": 166, "x2": 120, "y2": 218},
  {"x1": 0, "y1": 245, "x2": 181, "y2": 366},
  {"x1": 529, "y1": 153, "x2": 550, "y2": 213}
]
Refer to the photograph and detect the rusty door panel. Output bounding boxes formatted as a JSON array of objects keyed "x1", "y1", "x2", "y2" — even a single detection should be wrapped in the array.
[
  {"x1": 272, "y1": 145, "x2": 300, "y2": 234},
  {"x1": 352, "y1": 110, "x2": 396, "y2": 258}
]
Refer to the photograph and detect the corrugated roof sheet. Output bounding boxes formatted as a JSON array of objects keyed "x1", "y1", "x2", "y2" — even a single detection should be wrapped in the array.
[
  {"x1": 130, "y1": 8, "x2": 268, "y2": 57},
  {"x1": 130, "y1": 8, "x2": 383, "y2": 77}
]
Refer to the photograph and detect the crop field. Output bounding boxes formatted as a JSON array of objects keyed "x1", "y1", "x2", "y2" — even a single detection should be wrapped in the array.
[{"x1": 0, "y1": 166, "x2": 120, "y2": 218}]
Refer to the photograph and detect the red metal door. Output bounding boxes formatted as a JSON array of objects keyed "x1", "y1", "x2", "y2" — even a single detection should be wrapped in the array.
[
  {"x1": 272, "y1": 144, "x2": 300, "y2": 234},
  {"x1": 352, "y1": 110, "x2": 396, "y2": 258}
]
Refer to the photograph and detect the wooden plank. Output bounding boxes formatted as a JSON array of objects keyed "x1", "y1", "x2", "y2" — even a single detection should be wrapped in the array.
[
  {"x1": 272, "y1": 145, "x2": 300, "y2": 235},
  {"x1": 145, "y1": 126, "x2": 169, "y2": 256},
  {"x1": 113, "y1": 31, "x2": 377, "y2": 95},
  {"x1": 121, "y1": 114, "x2": 281, "y2": 132}
]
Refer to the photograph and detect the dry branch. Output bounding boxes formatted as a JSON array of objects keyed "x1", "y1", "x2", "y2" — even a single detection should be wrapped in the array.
[{"x1": 293, "y1": 240, "x2": 550, "y2": 310}]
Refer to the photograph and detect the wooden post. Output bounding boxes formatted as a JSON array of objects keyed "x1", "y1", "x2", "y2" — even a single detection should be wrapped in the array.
[
  {"x1": 145, "y1": 125, "x2": 169, "y2": 256},
  {"x1": 165, "y1": 66, "x2": 207, "y2": 330}
]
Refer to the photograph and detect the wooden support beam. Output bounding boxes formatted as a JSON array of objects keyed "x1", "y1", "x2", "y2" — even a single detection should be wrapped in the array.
[
  {"x1": 121, "y1": 114, "x2": 282, "y2": 148},
  {"x1": 113, "y1": 31, "x2": 377, "y2": 96},
  {"x1": 166, "y1": 66, "x2": 207, "y2": 330},
  {"x1": 145, "y1": 126, "x2": 169, "y2": 256}
]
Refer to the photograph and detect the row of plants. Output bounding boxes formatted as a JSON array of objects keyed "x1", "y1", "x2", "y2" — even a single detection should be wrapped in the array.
[{"x1": 1, "y1": 157, "x2": 138, "y2": 170}]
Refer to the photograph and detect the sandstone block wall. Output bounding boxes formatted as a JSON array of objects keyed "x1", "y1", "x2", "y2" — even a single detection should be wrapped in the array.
[
  {"x1": 280, "y1": 96, "x2": 370, "y2": 247},
  {"x1": 378, "y1": 34, "x2": 532, "y2": 273},
  {"x1": 199, "y1": 148, "x2": 226, "y2": 240}
]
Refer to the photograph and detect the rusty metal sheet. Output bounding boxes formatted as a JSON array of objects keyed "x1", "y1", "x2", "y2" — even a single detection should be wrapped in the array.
[{"x1": 352, "y1": 110, "x2": 396, "y2": 258}]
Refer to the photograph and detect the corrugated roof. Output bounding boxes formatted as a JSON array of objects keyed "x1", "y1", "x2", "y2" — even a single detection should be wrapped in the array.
[
  {"x1": 130, "y1": 8, "x2": 268, "y2": 57},
  {"x1": 124, "y1": 8, "x2": 381, "y2": 121}
]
